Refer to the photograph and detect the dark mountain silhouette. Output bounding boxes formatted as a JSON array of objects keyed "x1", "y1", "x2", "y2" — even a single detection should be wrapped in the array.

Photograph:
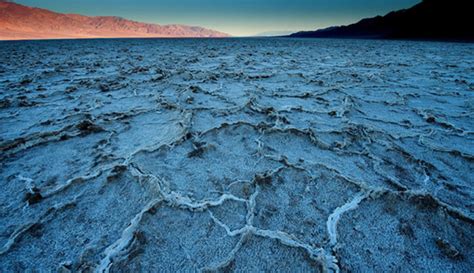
[
  {"x1": 289, "y1": 0, "x2": 473, "y2": 41},
  {"x1": 0, "y1": 1, "x2": 229, "y2": 40}
]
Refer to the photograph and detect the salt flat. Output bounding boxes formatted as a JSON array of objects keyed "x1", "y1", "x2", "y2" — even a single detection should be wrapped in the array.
[{"x1": 0, "y1": 38, "x2": 473, "y2": 272}]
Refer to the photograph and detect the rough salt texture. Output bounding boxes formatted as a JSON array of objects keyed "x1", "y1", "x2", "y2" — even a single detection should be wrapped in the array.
[{"x1": 0, "y1": 38, "x2": 473, "y2": 272}]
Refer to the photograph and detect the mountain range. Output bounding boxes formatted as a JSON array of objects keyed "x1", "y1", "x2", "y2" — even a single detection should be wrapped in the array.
[
  {"x1": 0, "y1": 1, "x2": 229, "y2": 40},
  {"x1": 289, "y1": 0, "x2": 473, "y2": 41}
]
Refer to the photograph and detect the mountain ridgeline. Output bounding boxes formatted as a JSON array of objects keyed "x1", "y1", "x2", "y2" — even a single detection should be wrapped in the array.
[
  {"x1": 0, "y1": 1, "x2": 229, "y2": 40},
  {"x1": 289, "y1": 0, "x2": 474, "y2": 41}
]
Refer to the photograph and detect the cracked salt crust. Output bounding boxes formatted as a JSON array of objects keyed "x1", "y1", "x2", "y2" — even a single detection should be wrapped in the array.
[{"x1": 0, "y1": 38, "x2": 473, "y2": 272}]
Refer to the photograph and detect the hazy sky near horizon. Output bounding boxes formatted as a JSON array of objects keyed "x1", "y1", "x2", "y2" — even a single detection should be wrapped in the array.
[{"x1": 15, "y1": 0, "x2": 420, "y2": 36}]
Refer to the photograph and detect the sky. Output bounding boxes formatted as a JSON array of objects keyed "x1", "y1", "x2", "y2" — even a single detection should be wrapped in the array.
[{"x1": 15, "y1": 0, "x2": 420, "y2": 36}]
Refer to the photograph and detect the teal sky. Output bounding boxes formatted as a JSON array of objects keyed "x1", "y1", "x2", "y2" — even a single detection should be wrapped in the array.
[{"x1": 15, "y1": 0, "x2": 420, "y2": 36}]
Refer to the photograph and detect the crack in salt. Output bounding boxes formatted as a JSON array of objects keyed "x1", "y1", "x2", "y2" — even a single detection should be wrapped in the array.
[{"x1": 327, "y1": 191, "x2": 367, "y2": 247}]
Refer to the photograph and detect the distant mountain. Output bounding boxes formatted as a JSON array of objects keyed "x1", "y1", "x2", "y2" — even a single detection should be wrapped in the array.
[
  {"x1": 289, "y1": 0, "x2": 473, "y2": 41},
  {"x1": 0, "y1": 1, "x2": 229, "y2": 40},
  {"x1": 254, "y1": 31, "x2": 296, "y2": 37}
]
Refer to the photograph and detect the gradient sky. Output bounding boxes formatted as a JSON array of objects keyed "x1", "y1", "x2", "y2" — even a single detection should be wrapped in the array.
[{"x1": 15, "y1": 0, "x2": 420, "y2": 36}]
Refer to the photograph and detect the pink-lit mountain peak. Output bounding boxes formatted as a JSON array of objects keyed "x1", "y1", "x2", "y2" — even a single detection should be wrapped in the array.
[{"x1": 0, "y1": 1, "x2": 230, "y2": 40}]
